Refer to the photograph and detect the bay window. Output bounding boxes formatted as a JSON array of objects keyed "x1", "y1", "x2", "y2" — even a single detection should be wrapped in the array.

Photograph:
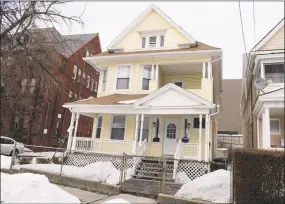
[
  {"x1": 142, "y1": 66, "x2": 152, "y2": 90},
  {"x1": 116, "y1": 65, "x2": 130, "y2": 89},
  {"x1": 111, "y1": 115, "x2": 126, "y2": 140}
]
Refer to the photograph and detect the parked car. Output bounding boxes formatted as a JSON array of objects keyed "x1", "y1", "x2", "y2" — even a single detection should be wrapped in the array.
[{"x1": 0, "y1": 136, "x2": 25, "y2": 156}]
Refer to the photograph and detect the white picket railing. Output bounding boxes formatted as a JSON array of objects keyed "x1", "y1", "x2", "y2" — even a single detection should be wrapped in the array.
[
  {"x1": 173, "y1": 140, "x2": 183, "y2": 179},
  {"x1": 132, "y1": 139, "x2": 147, "y2": 175},
  {"x1": 182, "y1": 143, "x2": 199, "y2": 160},
  {"x1": 74, "y1": 137, "x2": 134, "y2": 155}
]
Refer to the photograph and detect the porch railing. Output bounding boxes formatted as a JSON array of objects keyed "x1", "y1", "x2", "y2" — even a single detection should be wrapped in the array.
[
  {"x1": 173, "y1": 140, "x2": 183, "y2": 179},
  {"x1": 74, "y1": 137, "x2": 134, "y2": 155},
  {"x1": 132, "y1": 139, "x2": 147, "y2": 175}
]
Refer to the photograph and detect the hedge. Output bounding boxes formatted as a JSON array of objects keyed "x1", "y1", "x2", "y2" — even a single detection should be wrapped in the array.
[{"x1": 233, "y1": 148, "x2": 285, "y2": 204}]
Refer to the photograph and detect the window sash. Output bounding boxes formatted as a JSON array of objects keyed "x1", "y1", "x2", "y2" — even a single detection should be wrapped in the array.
[
  {"x1": 149, "y1": 36, "x2": 157, "y2": 48},
  {"x1": 90, "y1": 78, "x2": 94, "y2": 90},
  {"x1": 193, "y1": 118, "x2": 205, "y2": 129},
  {"x1": 111, "y1": 115, "x2": 126, "y2": 140},
  {"x1": 117, "y1": 78, "x2": 130, "y2": 89},
  {"x1": 142, "y1": 79, "x2": 150, "y2": 90},
  {"x1": 87, "y1": 75, "x2": 90, "y2": 88},
  {"x1": 270, "y1": 120, "x2": 280, "y2": 133},
  {"x1": 102, "y1": 70, "x2": 107, "y2": 91},
  {"x1": 73, "y1": 65, "x2": 77, "y2": 80},
  {"x1": 96, "y1": 116, "x2": 103, "y2": 138}
]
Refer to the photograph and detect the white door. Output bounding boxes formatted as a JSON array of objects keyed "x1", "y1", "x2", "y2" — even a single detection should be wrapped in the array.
[{"x1": 163, "y1": 120, "x2": 179, "y2": 155}]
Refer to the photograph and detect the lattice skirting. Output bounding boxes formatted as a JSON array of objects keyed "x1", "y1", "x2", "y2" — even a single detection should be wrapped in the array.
[
  {"x1": 175, "y1": 160, "x2": 209, "y2": 182},
  {"x1": 64, "y1": 153, "x2": 134, "y2": 170}
]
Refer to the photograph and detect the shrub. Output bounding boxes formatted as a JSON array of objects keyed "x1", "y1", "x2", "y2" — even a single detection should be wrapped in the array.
[
  {"x1": 233, "y1": 148, "x2": 285, "y2": 204},
  {"x1": 18, "y1": 157, "x2": 33, "y2": 164},
  {"x1": 36, "y1": 157, "x2": 52, "y2": 164},
  {"x1": 51, "y1": 156, "x2": 66, "y2": 164}
]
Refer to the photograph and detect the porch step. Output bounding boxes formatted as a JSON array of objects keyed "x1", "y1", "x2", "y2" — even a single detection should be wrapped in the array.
[{"x1": 133, "y1": 174, "x2": 174, "y2": 182}]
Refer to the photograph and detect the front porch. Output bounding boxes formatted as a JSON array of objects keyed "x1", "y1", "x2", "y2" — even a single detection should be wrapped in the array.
[{"x1": 63, "y1": 83, "x2": 218, "y2": 162}]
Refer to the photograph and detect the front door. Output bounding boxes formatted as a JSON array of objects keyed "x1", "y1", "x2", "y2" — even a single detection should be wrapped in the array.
[{"x1": 163, "y1": 120, "x2": 179, "y2": 155}]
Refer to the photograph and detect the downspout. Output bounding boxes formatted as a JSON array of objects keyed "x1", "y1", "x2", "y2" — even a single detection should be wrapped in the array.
[{"x1": 208, "y1": 105, "x2": 220, "y2": 162}]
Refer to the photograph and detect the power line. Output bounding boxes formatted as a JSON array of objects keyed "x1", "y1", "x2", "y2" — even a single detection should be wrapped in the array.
[{"x1": 238, "y1": 1, "x2": 249, "y2": 62}]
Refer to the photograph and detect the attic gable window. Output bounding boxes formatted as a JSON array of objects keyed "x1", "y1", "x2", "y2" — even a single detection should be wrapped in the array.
[
  {"x1": 140, "y1": 30, "x2": 166, "y2": 49},
  {"x1": 149, "y1": 36, "x2": 157, "y2": 48}
]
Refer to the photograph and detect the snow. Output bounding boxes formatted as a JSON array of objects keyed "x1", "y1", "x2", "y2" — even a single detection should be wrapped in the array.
[
  {"x1": 175, "y1": 172, "x2": 191, "y2": 184},
  {"x1": 175, "y1": 169, "x2": 230, "y2": 203},
  {"x1": 1, "y1": 155, "x2": 11, "y2": 170},
  {"x1": 1, "y1": 172, "x2": 80, "y2": 203},
  {"x1": 23, "y1": 148, "x2": 33, "y2": 152},
  {"x1": 18, "y1": 151, "x2": 63, "y2": 158},
  {"x1": 102, "y1": 198, "x2": 130, "y2": 203},
  {"x1": 16, "y1": 162, "x2": 124, "y2": 185}
]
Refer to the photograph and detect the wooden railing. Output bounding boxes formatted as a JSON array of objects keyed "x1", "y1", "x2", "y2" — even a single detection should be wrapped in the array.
[
  {"x1": 132, "y1": 139, "x2": 147, "y2": 175},
  {"x1": 74, "y1": 137, "x2": 134, "y2": 155},
  {"x1": 173, "y1": 140, "x2": 183, "y2": 179}
]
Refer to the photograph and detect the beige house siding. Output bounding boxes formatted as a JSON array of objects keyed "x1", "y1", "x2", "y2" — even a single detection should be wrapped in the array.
[{"x1": 260, "y1": 27, "x2": 284, "y2": 50}]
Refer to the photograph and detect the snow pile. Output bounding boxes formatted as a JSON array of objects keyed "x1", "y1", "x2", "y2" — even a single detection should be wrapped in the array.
[
  {"x1": 175, "y1": 172, "x2": 191, "y2": 184},
  {"x1": 102, "y1": 198, "x2": 130, "y2": 203},
  {"x1": 1, "y1": 155, "x2": 12, "y2": 170},
  {"x1": 16, "y1": 162, "x2": 125, "y2": 185},
  {"x1": 23, "y1": 148, "x2": 33, "y2": 152},
  {"x1": 1, "y1": 172, "x2": 80, "y2": 203},
  {"x1": 175, "y1": 169, "x2": 230, "y2": 203}
]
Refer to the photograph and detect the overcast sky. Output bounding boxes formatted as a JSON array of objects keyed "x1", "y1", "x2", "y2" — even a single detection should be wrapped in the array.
[{"x1": 55, "y1": 1, "x2": 284, "y2": 79}]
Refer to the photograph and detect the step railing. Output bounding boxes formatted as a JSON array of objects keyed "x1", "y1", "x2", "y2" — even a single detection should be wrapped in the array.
[
  {"x1": 173, "y1": 140, "x2": 183, "y2": 179},
  {"x1": 132, "y1": 139, "x2": 147, "y2": 175}
]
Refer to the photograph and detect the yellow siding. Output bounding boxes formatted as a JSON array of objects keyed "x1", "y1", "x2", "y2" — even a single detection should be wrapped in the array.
[
  {"x1": 116, "y1": 10, "x2": 189, "y2": 50},
  {"x1": 260, "y1": 27, "x2": 284, "y2": 50},
  {"x1": 163, "y1": 74, "x2": 202, "y2": 89}
]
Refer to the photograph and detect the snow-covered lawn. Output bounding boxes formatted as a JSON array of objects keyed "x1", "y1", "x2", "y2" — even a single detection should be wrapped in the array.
[
  {"x1": 175, "y1": 169, "x2": 230, "y2": 203},
  {"x1": 1, "y1": 155, "x2": 11, "y2": 170},
  {"x1": 1, "y1": 172, "x2": 80, "y2": 203},
  {"x1": 13, "y1": 162, "x2": 133, "y2": 185}
]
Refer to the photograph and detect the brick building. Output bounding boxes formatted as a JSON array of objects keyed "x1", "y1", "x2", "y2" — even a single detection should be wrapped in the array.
[{"x1": 0, "y1": 27, "x2": 102, "y2": 147}]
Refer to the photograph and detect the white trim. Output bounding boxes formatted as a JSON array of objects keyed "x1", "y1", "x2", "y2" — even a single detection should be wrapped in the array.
[
  {"x1": 270, "y1": 118, "x2": 281, "y2": 135},
  {"x1": 251, "y1": 19, "x2": 284, "y2": 51},
  {"x1": 257, "y1": 118, "x2": 260, "y2": 149},
  {"x1": 134, "y1": 83, "x2": 214, "y2": 107},
  {"x1": 107, "y1": 4, "x2": 196, "y2": 49}
]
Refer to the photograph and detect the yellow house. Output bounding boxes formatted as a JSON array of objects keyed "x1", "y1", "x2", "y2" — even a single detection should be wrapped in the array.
[{"x1": 63, "y1": 5, "x2": 223, "y2": 163}]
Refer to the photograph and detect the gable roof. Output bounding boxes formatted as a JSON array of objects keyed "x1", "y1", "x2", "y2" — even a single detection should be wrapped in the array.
[
  {"x1": 134, "y1": 83, "x2": 215, "y2": 107},
  {"x1": 251, "y1": 18, "x2": 284, "y2": 51},
  {"x1": 107, "y1": 4, "x2": 196, "y2": 49}
]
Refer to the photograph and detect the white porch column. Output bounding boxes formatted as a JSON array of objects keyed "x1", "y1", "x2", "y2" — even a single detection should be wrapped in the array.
[
  {"x1": 198, "y1": 115, "x2": 203, "y2": 161},
  {"x1": 202, "y1": 62, "x2": 206, "y2": 79},
  {"x1": 132, "y1": 114, "x2": 140, "y2": 154},
  {"x1": 262, "y1": 108, "x2": 271, "y2": 148},
  {"x1": 207, "y1": 62, "x2": 212, "y2": 79},
  {"x1": 205, "y1": 114, "x2": 209, "y2": 161},
  {"x1": 139, "y1": 114, "x2": 144, "y2": 143},
  {"x1": 91, "y1": 115, "x2": 98, "y2": 139},
  {"x1": 71, "y1": 113, "x2": 80, "y2": 151},
  {"x1": 257, "y1": 118, "x2": 260, "y2": 149},
  {"x1": 67, "y1": 112, "x2": 76, "y2": 150},
  {"x1": 260, "y1": 63, "x2": 265, "y2": 79}
]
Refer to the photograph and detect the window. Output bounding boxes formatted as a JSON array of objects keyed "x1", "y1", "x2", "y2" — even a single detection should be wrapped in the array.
[
  {"x1": 77, "y1": 69, "x2": 81, "y2": 83},
  {"x1": 102, "y1": 70, "x2": 107, "y2": 91},
  {"x1": 116, "y1": 65, "x2": 130, "y2": 89},
  {"x1": 193, "y1": 118, "x2": 205, "y2": 129},
  {"x1": 149, "y1": 36, "x2": 157, "y2": 48},
  {"x1": 86, "y1": 50, "x2": 90, "y2": 57},
  {"x1": 155, "y1": 118, "x2": 160, "y2": 138},
  {"x1": 86, "y1": 75, "x2": 90, "y2": 88},
  {"x1": 23, "y1": 115, "x2": 29, "y2": 129},
  {"x1": 138, "y1": 117, "x2": 149, "y2": 142},
  {"x1": 69, "y1": 90, "x2": 73, "y2": 98},
  {"x1": 21, "y1": 78, "x2": 27, "y2": 93},
  {"x1": 142, "y1": 66, "x2": 151, "y2": 90},
  {"x1": 173, "y1": 80, "x2": 183, "y2": 88},
  {"x1": 94, "y1": 81, "x2": 98, "y2": 92},
  {"x1": 82, "y1": 72, "x2": 86, "y2": 86},
  {"x1": 29, "y1": 78, "x2": 36, "y2": 93},
  {"x1": 90, "y1": 78, "x2": 94, "y2": 91},
  {"x1": 270, "y1": 119, "x2": 280, "y2": 134},
  {"x1": 264, "y1": 64, "x2": 284, "y2": 83},
  {"x1": 160, "y1": 36, "x2": 164, "y2": 47},
  {"x1": 153, "y1": 64, "x2": 157, "y2": 80},
  {"x1": 184, "y1": 118, "x2": 188, "y2": 138},
  {"x1": 73, "y1": 65, "x2": 77, "y2": 80},
  {"x1": 14, "y1": 116, "x2": 20, "y2": 130},
  {"x1": 166, "y1": 124, "x2": 176, "y2": 139},
  {"x1": 111, "y1": 115, "x2": 126, "y2": 140},
  {"x1": 142, "y1": 37, "x2": 146, "y2": 48},
  {"x1": 74, "y1": 93, "x2": 78, "y2": 99},
  {"x1": 96, "y1": 116, "x2": 103, "y2": 138}
]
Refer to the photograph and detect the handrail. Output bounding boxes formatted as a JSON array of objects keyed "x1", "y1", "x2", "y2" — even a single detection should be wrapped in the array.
[
  {"x1": 132, "y1": 139, "x2": 147, "y2": 175},
  {"x1": 173, "y1": 140, "x2": 182, "y2": 180}
]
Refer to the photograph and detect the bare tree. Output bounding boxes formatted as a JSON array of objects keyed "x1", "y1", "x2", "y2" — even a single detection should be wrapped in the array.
[{"x1": 0, "y1": 1, "x2": 84, "y2": 144}]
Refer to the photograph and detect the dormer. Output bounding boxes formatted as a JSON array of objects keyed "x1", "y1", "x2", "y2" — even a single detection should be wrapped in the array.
[{"x1": 107, "y1": 4, "x2": 197, "y2": 52}]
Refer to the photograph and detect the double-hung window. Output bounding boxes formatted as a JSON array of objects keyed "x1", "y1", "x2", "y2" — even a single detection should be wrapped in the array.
[
  {"x1": 111, "y1": 115, "x2": 126, "y2": 140},
  {"x1": 86, "y1": 75, "x2": 90, "y2": 88},
  {"x1": 82, "y1": 72, "x2": 86, "y2": 86},
  {"x1": 264, "y1": 63, "x2": 284, "y2": 83},
  {"x1": 193, "y1": 118, "x2": 205, "y2": 129},
  {"x1": 102, "y1": 70, "x2": 107, "y2": 91},
  {"x1": 138, "y1": 117, "x2": 149, "y2": 142},
  {"x1": 90, "y1": 78, "x2": 94, "y2": 91},
  {"x1": 73, "y1": 65, "x2": 77, "y2": 80},
  {"x1": 149, "y1": 36, "x2": 157, "y2": 48},
  {"x1": 116, "y1": 65, "x2": 130, "y2": 89},
  {"x1": 142, "y1": 66, "x2": 152, "y2": 90},
  {"x1": 270, "y1": 119, "x2": 280, "y2": 134},
  {"x1": 29, "y1": 78, "x2": 36, "y2": 93},
  {"x1": 94, "y1": 81, "x2": 98, "y2": 92},
  {"x1": 96, "y1": 116, "x2": 103, "y2": 138},
  {"x1": 77, "y1": 69, "x2": 82, "y2": 83}
]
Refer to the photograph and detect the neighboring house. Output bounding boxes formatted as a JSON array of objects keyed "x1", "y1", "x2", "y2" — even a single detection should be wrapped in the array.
[
  {"x1": 63, "y1": 4, "x2": 223, "y2": 162},
  {"x1": 241, "y1": 18, "x2": 284, "y2": 150},
  {"x1": 0, "y1": 27, "x2": 102, "y2": 147},
  {"x1": 216, "y1": 79, "x2": 243, "y2": 158}
]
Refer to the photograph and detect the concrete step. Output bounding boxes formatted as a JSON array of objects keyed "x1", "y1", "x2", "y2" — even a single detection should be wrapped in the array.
[{"x1": 133, "y1": 174, "x2": 174, "y2": 182}]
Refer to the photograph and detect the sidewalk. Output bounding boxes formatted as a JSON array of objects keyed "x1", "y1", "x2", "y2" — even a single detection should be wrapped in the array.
[{"x1": 57, "y1": 185, "x2": 157, "y2": 204}]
